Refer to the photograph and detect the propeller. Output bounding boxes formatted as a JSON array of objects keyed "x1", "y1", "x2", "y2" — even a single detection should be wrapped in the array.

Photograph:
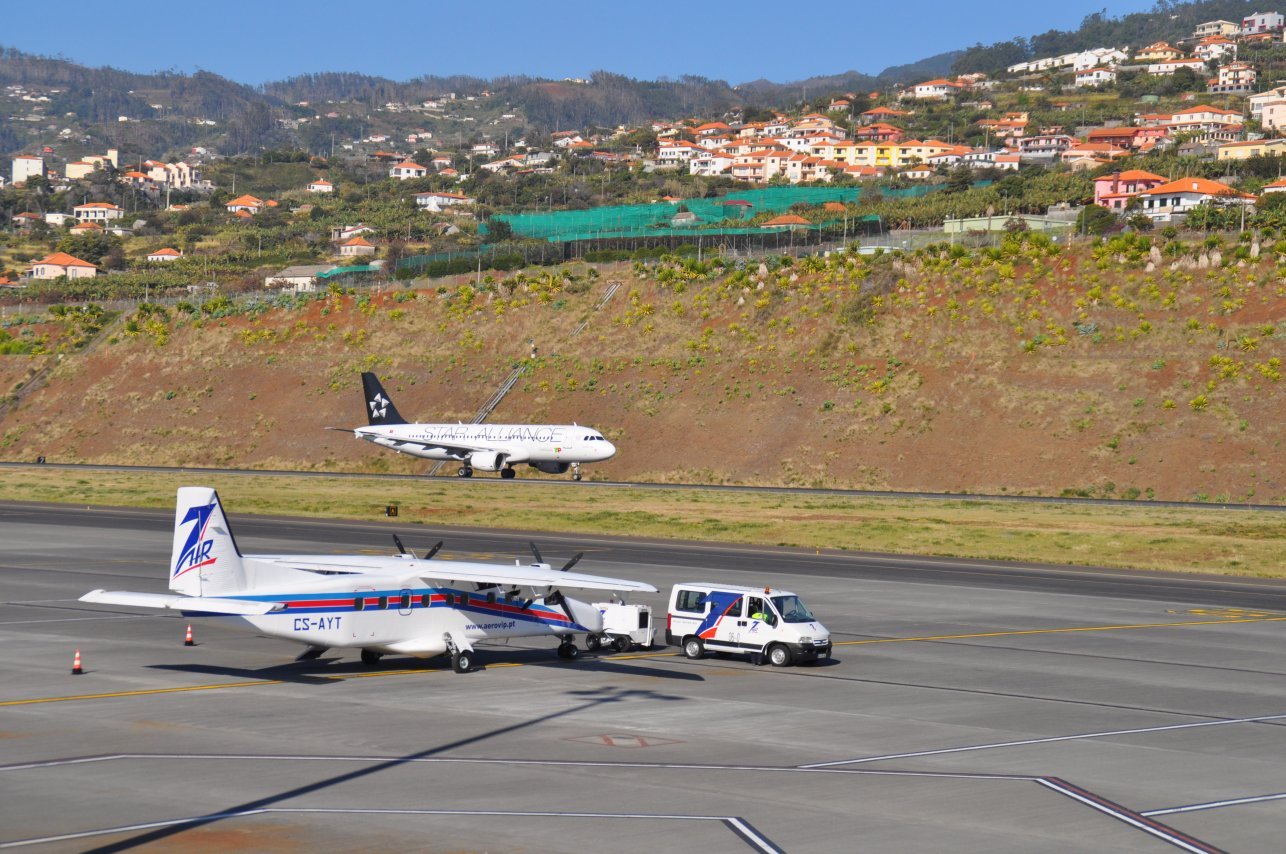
[
  {"x1": 423, "y1": 540, "x2": 443, "y2": 560},
  {"x1": 529, "y1": 541, "x2": 584, "y2": 572},
  {"x1": 393, "y1": 536, "x2": 442, "y2": 560}
]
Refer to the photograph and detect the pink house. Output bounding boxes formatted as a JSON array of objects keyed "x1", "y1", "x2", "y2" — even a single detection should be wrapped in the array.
[{"x1": 1094, "y1": 170, "x2": 1169, "y2": 210}]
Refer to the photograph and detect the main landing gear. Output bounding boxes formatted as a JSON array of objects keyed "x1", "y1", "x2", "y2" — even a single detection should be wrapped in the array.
[
  {"x1": 360, "y1": 649, "x2": 383, "y2": 666},
  {"x1": 571, "y1": 462, "x2": 583, "y2": 482},
  {"x1": 500, "y1": 467, "x2": 516, "y2": 479},
  {"x1": 456, "y1": 464, "x2": 474, "y2": 478},
  {"x1": 556, "y1": 635, "x2": 580, "y2": 660}
]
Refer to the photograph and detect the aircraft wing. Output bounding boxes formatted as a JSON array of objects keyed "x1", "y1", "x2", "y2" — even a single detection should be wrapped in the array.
[
  {"x1": 80, "y1": 589, "x2": 283, "y2": 616},
  {"x1": 371, "y1": 435, "x2": 506, "y2": 456},
  {"x1": 412, "y1": 562, "x2": 657, "y2": 594}
]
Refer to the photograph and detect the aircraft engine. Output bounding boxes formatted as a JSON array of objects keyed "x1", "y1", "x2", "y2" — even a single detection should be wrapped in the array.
[
  {"x1": 531, "y1": 461, "x2": 570, "y2": 474},
  {"x1": 469, "y1": 451, "x2": 506, "y2": 472},
  {"x1": 559, "y1": 595, "x2": 605, "y2": 633}
]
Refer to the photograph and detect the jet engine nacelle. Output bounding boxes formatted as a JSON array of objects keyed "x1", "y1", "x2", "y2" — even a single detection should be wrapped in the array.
[
  {"x1": 469, "y1": 451, "x2": 506, "y2": 472},
  {"x1": 531, "y1": 461, "x2": 570, "y2": 475}
]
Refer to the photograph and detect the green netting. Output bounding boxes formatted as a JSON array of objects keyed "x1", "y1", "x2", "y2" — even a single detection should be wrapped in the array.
[
  {"x1": 318, "y1": 264, "x2": 380, "y2": 279},
  {"x1": 489, "y1": 185, "x2": 934, "y2": 243}
]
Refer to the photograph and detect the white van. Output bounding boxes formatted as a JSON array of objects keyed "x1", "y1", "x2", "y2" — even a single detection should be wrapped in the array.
[{"x1": 665, "y1": 583, "x2": 831, "y2": 666}]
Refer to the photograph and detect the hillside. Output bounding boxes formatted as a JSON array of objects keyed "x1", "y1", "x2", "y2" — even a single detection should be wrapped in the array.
[{"x1": 2, "y1": 237, "x2": 1281, "y2": 502}]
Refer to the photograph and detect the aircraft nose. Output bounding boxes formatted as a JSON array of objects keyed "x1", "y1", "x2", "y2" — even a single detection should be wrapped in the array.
[{"x1": 599, "y1": 440, "x2": 616, "y2": 460}]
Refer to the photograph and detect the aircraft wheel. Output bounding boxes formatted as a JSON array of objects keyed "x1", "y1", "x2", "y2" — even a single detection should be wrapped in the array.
[
  {"x1": 585, "y1": 634, "x2": 602, "y2": 651},
  {"x1": 612, "y1": 636, "x2": 631, "y2": 653},
  {"x1": 360, "y1": 649, "x2": 383, "y2": 666},
  {"x1": 572, "y1": 472, "x2": 583, "y2": 481},
  {"x1": 682, "y1": 636, "x2": 704, "y2": 660},
  {"x1": 768, "y1": 644, "x2": 793, "y2": 667},
  {"x1": 451, "y1": 650, "x2": 473, "y2": 673},
  {"x1": 500, "y1": 468, "x2": 516, "y2": 479},
  {"x1": 557, "y1": 642, "x2": 580, "y2": 660}
]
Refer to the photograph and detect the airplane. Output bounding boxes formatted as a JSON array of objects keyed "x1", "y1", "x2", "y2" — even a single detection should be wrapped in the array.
[
  {"x1": 80, "y1": 487, "x2": 657, "y2": 673},
  {"x1": 345, "y1": 372, "x2": 615, "y2": 480}
]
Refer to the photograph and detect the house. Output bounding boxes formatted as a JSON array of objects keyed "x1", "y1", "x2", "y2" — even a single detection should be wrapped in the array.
[
  {"x1": 1193, "y1": 36, "x2": 1237, "y2": 62},
  {"x1": 264, "y1": 264, "x2": 335, "y2": 291},
  {"x1": 908, "y1": 79, "x2": 964, "y2": 100},
  {"x1": 1166, "y1": 105, "x2": 1243, "y2": 135},
  {"x1": 1249, "y1": 85, "x2": 1286, "y2": 118},
  {"x1": 1259, "y1": 176, "x2": 1286, "y2": 193},
  {"x1": 1135, "y1": 42, "x2": 1183, "y2": 63},
  {"x1": 1018, "y1": 134, "x2": 1075, "y2": 159},
  {"x1": 762, "y1": 214, "x2": 810, "y2": 229},
  {"x1": 1135, "y1": 177, "x2": 1254, "y2": 222},
  {"x1": 1086, "y1": 127, "x2": 1141, "y2": 149},
  {"x1": 431, "y1": 154, "x2": 453, "y2": 170},
  {"x1": 1148, "y1": 59, "x2": 1207, "y2": 76},
  {"x1": 388, "y1": 161, "x2": 427, "y2": 180},
  {"x1": 413, "y1": 191, "x2": 474, "y2": 212},
  {"x1": 29, "y1": 252, "x2": 97, "y2": 280},
  {"x1": 656, "y1": 140, "x2": 705, "y2": 166},
  {"x1": 1241, "y1": 11, "x2": 1285, "y2": 34},
  {"x1": 43, "y1": 212, "x2": 74, "y2": 227},
  {"x1": 1209, "y1": 62, "x2": 1256, "y2": 94},
  {"x1": 899, "y1": 163, "x2": 935, "y2": 179},
  {"x1": 854, "y1": 122, "x2": 905, "y2": 142},
  {"x1": 70, "y1": 222, "x2": 104, "y2": 235},
  {"x1": 1216, "y1": 138, "x2": 1286, "y2": 161},
  {"x1": 65, "y1": 161, "x2": 98, "y2": 180},
  {"x1": 689, "y1": 150, "x2": 736, "y2": 177},
  {"x1": 1061, "y1": 142, "x2": 1129, "y2": 166},
  {"x1": 859, "y1": 106, "x2": 910, "y2": 124},
  {"x1": 11, "y1": 155, "x2": 44, "y2": 185},
  {"x1": 226, "y1": 194, "x2": 266, "y2": 214},
  {"x1": 11, "y1": 212, "x2": 41, "y2": 229},
  {"x1": 1093, "y1": 169, "x2": 1167, "y2": 210},
  {"x1": 72, "y1": 202, "x2": 125, "y2": 222},
  {"x1": 144, "y1": 160, "x2": 202, "y2": 189},
  {"x1": 1074, "y1": 68, "x2": 1117, "y2": 88},
  {"x1": 146, "y1": 248, "x2": 183, "y2": 262},
  {"x1": 331, "y1": 224, "x2": 374, "y2": 242},
  {"x1": 338, "y1": 236, "x2": 376, "y2": 257},
  {"x1": 307, "y1": 179, "x2": 334, "y2": 193},
  {"x1": 1194, "y1": 19, "x2": 1239, "y2": 38}
]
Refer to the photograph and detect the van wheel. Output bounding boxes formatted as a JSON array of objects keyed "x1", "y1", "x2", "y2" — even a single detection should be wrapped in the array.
[
  {"x1": 683, "y1": 637, "x2": 704, "y2": 659},
  {"x1": 768, "y1": 644, "x2": 793, "y2": 667}
]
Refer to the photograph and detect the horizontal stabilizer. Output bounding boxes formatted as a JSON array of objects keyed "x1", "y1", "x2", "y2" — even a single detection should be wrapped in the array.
[
  {"x1": 411, "y1": 562, "x2": 657, "y2": 594},
  {"x1": 80, "y1": 589, "x2": 281, "y2": 616}
]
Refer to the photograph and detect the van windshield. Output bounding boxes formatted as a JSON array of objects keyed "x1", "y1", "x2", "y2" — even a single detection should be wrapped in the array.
[{"x1": 771, "y1": 595, "x2": 815, "y2": 624}]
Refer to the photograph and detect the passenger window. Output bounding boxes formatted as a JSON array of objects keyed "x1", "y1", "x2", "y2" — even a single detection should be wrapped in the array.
[
  {"x1": 379, "y1": 595, "x2": 389, "y2": 610},
  {"x1": 401, "y1": 592, "x2": 412, "y2": 610},
  {"x1": 675, "y1": 589, "x2": 705, "y2": 613},
  {"x1": 354, "y1": 596, "x2": 366, "y2": 611}
]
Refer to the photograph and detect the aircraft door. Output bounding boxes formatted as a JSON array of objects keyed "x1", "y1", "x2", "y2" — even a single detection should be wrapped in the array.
[
  {"x1": 350, "y1": 587, "x2": 377, "y2": 640},
  {"x1": 398, "y1": 588, "x2": 413, "y2": 616}
]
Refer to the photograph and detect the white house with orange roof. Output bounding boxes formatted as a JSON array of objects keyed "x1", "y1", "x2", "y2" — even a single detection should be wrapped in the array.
[
  {"x1": 1148, "y1": 58, "x2": 1206, "y2": 75},
  {"x1": 689, "y1": 150, "x2": 736, "y2": 177},
  {"x1": 30, "y1": 252, "x2": 97, "y2": 279},
  {"x1": 226, "y1": 194, "x2": 267, "y2": 214},
  {"x1": 1194, "y1": 19, "x2": 1239, "y2": 38},
  {"x1": 907, "y1": 79, "x2": 964, "y2": 100},
  {"x1": 338, "y1": 236, "x2": 377, "y2": 257},
  {"x1": 389, "y1": 160, "x2": 428, "y2": 180},
  {"x1": 1194, "y1": 36, "x2": 1237, "y2": 62},
  {"x1": 146, "y1": 247, "x2": 183, "y2": 262},
  {"x1": 1075, "y1": 68, "x2": 1118, "y2": 88},
  {"x1": 1259, "y1": 176, "x2": 1286, "y2": 194},
  {"x1": 1165, "y1": 105, "x2": 1243, "y2": 134},
  {"x1": 1209, "y1": 62, "x2": 1256, "y2": 94},
  {"x1": 656, "y1": 140, "x2": 705, "y2": 166},
  {"x1": 859, "y1": 106, "x2": 910, "y2": 125},
  {"x1": 413, "y1": 191, "x2": 474, "y2": 212},
  {"x1": 1136, "y1": 177, "x2": 1255, "y2": 222},
  {"x1": 307, "y1": 178, "x2": 334, "y2": 193},
  {"x1": 1135, "y1": 42, "x2": 1183, "y2": 62},
  {"x1": 72, "y1": 201, "x2": 125, "y2": 222}
]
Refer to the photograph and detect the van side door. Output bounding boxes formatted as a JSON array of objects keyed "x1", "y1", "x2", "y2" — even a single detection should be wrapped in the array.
[{"x1": 745, "y1": 595, "x2": 777, "y2": 647}]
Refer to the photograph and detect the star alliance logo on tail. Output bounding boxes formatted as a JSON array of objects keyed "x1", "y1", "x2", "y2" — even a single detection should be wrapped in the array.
[
  {"x1": 173, "y1": 502, "x2": 217, "y2": 579},
  {"x1": 369, "y1": 393, "x2": 389, "y2": 419}
]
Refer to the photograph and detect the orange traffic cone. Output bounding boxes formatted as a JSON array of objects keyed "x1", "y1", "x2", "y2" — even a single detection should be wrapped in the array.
[
  {"x1": 72, "y1": 649, "x2": 83, "y2": 675},
  {"x1": 184, "y1": 625, "x2": 194, "y2": 646}
]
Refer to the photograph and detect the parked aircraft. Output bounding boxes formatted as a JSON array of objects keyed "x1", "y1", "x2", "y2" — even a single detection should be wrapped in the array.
[
  {"x1": 347, "y1": 373, "x2": 615, "y2": 480},
  {"x1": 81, "y1": 487, "x2": 657, "y2": 672}
]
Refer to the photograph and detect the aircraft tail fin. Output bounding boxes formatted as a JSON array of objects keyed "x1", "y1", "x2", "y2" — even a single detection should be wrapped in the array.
[
  {"x1": 361, "y1": 372, "x2": 407, "y2": 426},
  {"x1": 169, "y1": 487, "x2": 247, "y2": 597}
]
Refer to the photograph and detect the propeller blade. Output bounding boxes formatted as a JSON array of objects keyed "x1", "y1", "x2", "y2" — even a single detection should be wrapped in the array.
[
  {"x1": 561, "y1": 552, "x2": 584, "y2": 572},
  {"x1": 529, "y1": 541, "x2": 543, "y2": 564},
  {"x1": 424, "y1": 540, "x2": 443, "y2": 560},
  {"x1": 392, "y1": 534, "x2": 415, "y2": 558}
]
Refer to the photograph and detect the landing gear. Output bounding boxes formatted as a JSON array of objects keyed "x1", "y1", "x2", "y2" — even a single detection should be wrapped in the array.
[
  {"x1": 457, "y1": 465, "x2": 474, "y2": 478},
  {"x1": 451, "y1": 649, "x2": 473, "y2": 673},
  {"x1": 571, "y1": 462, "x2": 582, "y2": 482},
  {"x1": 557, "y1": 641, "x2": 580, "y2": 660},
  {"x1": 500, "y1": 467, "x2": 516, "y2": 479},
  {"x1": 360, "y1": 649, "x2": 383, "y2": 666}
]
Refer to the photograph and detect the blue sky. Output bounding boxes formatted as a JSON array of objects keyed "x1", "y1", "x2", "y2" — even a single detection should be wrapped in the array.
[{"x1": 8, "y1": 1, "x2": 1158, "y2": 85}]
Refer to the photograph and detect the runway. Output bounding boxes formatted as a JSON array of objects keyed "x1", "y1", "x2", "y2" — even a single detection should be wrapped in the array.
[{"x1": 3, "y1": 500, "x2": 1286, "y2": 852}]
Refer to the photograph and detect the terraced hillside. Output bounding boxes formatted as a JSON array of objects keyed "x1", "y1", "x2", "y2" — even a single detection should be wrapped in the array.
[{"x1": 1, "y1": 234, "x2": 1282, "y2": 502}]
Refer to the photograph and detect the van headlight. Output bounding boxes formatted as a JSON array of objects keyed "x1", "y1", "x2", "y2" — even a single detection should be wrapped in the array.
[{"x1": 798, "y1": 636, "x2": 812, "y2": 645}]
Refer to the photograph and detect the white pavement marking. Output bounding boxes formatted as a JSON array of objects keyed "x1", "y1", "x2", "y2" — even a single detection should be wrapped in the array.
[
  {"x1": 1036, "y1": 779, "x2": 1217, "y2": 854},
  {"x1": 799, "y1": 713, "x2": 1286, "y2": 768},
  {"x1": 1143, "y1": 792, "x2": 1286, "y2": 816},
  {"x1": 0, "y1": 807, "x2": 783, "y2": 852}
]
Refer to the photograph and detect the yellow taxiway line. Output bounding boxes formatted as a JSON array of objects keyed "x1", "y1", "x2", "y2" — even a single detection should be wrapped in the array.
[{"x1": 4, "y1": 613, "x2": 1284, "y2": 708}]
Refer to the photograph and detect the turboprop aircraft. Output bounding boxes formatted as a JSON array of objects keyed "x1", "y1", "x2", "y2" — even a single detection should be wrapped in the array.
[
  {"x1": 347, "y1": 372, "x2": 615, "y2": 480},
  {"x1": 80, "y1": 487, "x2": 657, "y2": 672}
]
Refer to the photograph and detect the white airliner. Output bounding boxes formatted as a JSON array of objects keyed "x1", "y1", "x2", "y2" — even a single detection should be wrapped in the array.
[
  {"x1": 81, "y1": 487, "x2": 656, "y2": 672},
  {"x1": 349, "y1": 372, "x2": 615, "y2": 480}
]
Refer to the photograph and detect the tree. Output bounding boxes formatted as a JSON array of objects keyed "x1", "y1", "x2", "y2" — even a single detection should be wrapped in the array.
[
  {"x1": 1126, "y1": 213, "x2": 1154, "y2": 232},
  {"x1": 1076, "y1": 204, "x2": 1117, "y2": 236}
]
